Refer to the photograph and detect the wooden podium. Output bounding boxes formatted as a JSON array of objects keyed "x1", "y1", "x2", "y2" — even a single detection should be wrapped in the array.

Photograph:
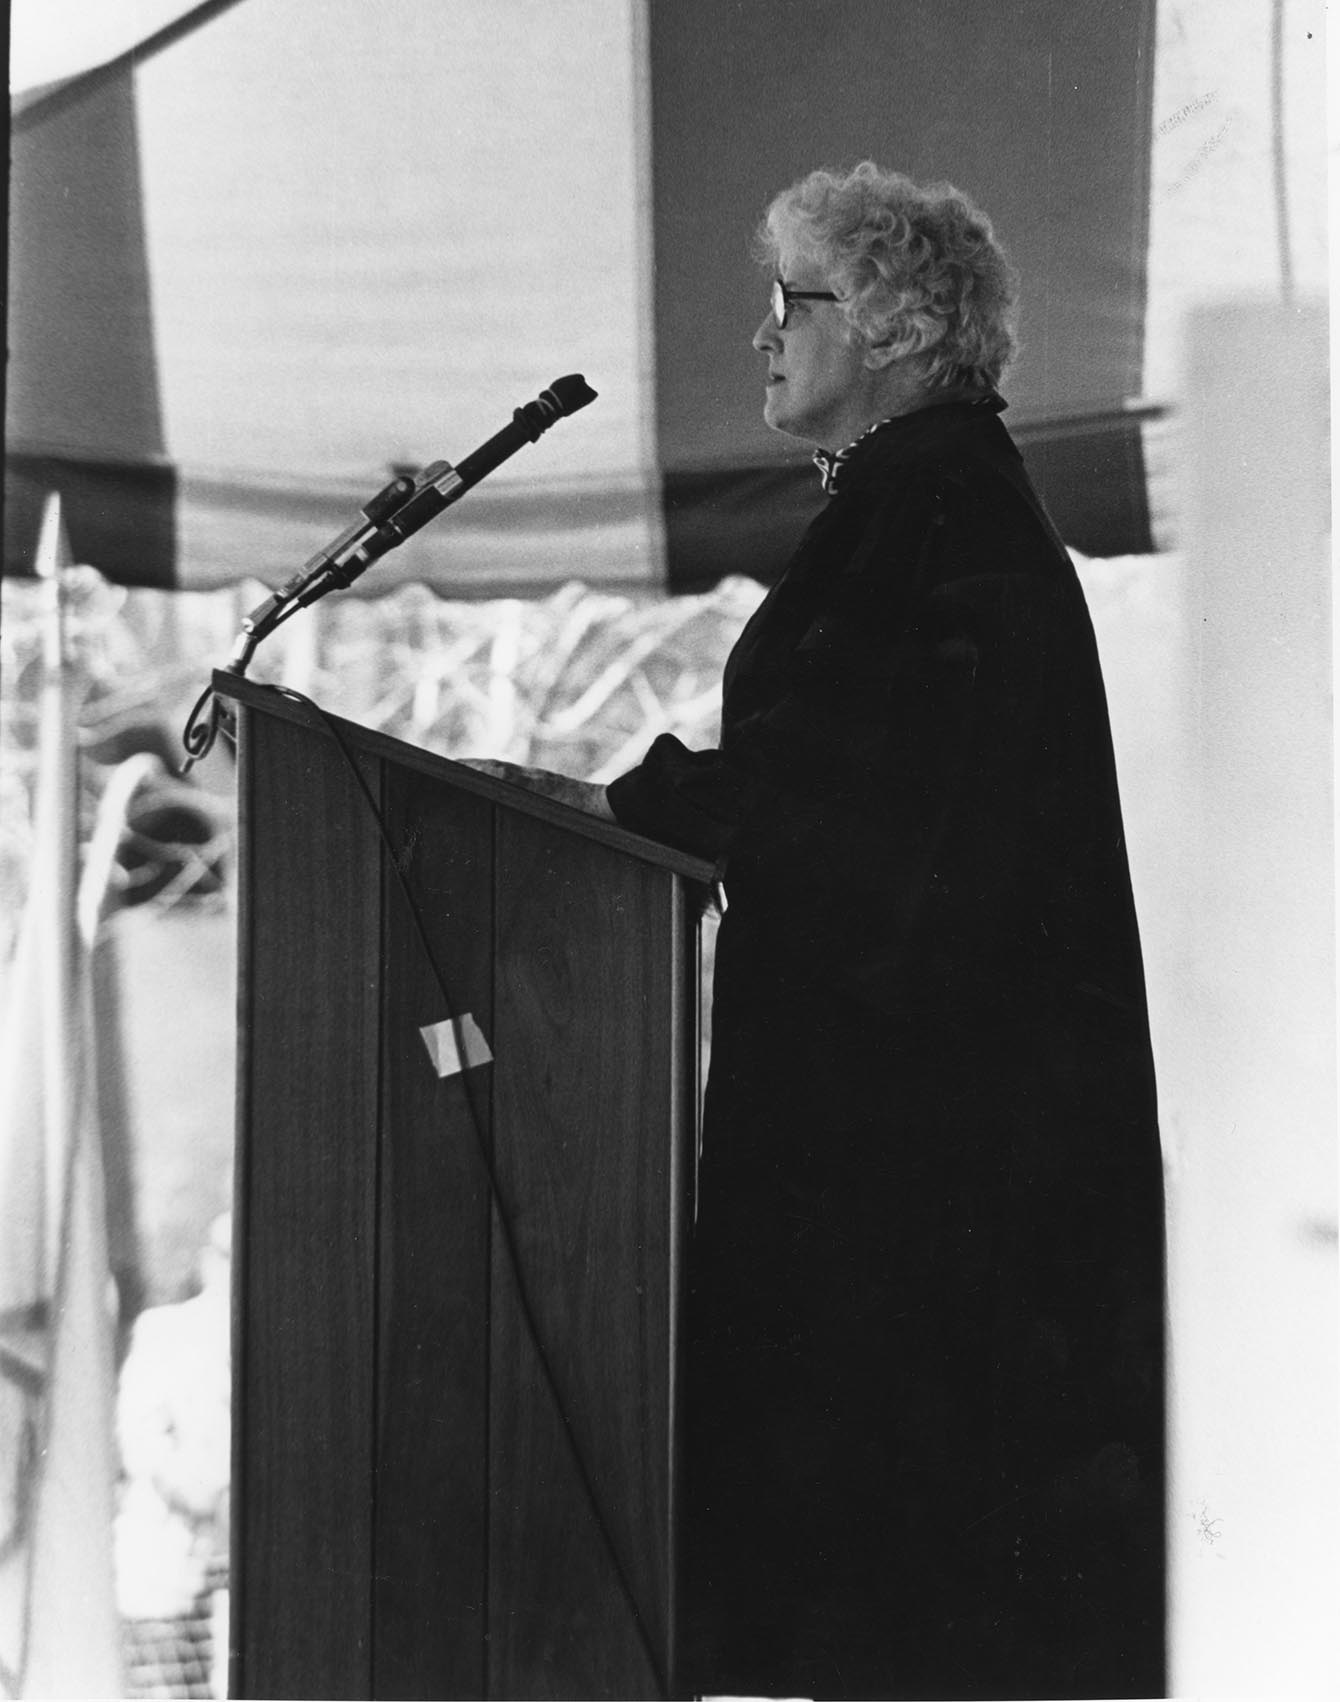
[{"x1": 216, "y1": 675, "x2": 713, "y2": 1700}]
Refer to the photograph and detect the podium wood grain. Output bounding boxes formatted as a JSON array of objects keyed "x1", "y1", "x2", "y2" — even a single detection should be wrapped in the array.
[
  {"x1": 487, "y1": 817, "x2": 686, "y2": 1698},
  {"x1": 225, "y1": 678, "x2": 706, "y2": 1700},
  {"x1": 233, "y1": 710, "x2": 381, "y2": 1700},
  {"x1": 373, "y1": 772, "x2": 494, "y2": 1698}
]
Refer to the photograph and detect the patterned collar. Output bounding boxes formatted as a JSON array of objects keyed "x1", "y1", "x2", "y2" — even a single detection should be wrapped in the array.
[
  {"x1": 811, "y1": 418, "x2": 898, "y2": 496},
  {"x1": 811, "y1": 390, "x2": 1003, "y2": 496}
]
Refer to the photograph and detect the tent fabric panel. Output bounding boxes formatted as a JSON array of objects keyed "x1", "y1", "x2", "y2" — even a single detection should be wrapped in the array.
[
  {"x1": 648, "y1": 0, "x2": 1156, "y2": 583},
  {"x1": 649, "y1": 0, "x2": 1156, "y2": 466},
  {"x1": 661, "y1": 416, "x2": 1154, "y2": 595},
  {"x1": 5, "y1": 61, "x2": 178, "y2": 582},
  {"x1": 1014, "y1": 416, "x2": 1153, "y2": 559},
  {"x1": 4, "y1": 453, "x2": 178, "y2": 589},
  {"x1": 131, "y1": 0, "x2": 654, "y2": 493},
  {"x1": 8, "y1": 0, "x2": 225, "y2": 97},
  {"x1": 175, "y1": 468, "x2": 666, "y2": 597},
  {"x1": 126, "y1": 0, "x2": 662, "y2": 589},
  {"x1": 6, "y1": 67, "x2": 165, "y2": 458},
  {"x1": 5, "y1": 446, "x2": 664, "y2": 596},
  {"x1": 660, "y1": 465, "x2": 825, "y2": 597},
  {"x1": 6, "y1": 0, "x2": 1181, "y2": 594}
]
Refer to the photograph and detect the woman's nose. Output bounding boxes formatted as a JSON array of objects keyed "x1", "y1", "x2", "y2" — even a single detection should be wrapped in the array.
[{"x1": 753, "y1": 311, "x2": 781, "y2": 353}]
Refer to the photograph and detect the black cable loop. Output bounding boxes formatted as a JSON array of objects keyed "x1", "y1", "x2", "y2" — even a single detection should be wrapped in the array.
[
  {"x1": 270, "y1": 686, "x2": 671, "y2": 1701},
  {"x1": 180, "y1": 680, "x2": 224, "y2": 772}
]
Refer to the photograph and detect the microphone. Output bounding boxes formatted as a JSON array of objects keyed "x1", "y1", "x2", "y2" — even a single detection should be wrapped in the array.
[
  {"x1": 238, "y1": 471, "x2": 420, "y2": 632},
  {"x1": 201, "y1": 376, "x2": 600, "y2": 756},
  {"x1": 314, "y1": 374, "x2": 598, "y2": 592}
]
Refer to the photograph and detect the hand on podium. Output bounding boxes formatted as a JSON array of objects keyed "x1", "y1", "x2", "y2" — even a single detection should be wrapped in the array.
[{"x1": 457, "y1": 758, "x2": 615, "y2": 822}]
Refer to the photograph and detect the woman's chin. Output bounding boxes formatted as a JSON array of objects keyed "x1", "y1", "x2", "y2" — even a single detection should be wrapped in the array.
[{"x1": 763, "y1": 392, "x2": 805, "y2": 439}]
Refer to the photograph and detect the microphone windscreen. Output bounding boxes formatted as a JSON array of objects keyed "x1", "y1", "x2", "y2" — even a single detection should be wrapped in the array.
[{"x1": 546, "y1": 374, "x2": 598, "y2": 416}]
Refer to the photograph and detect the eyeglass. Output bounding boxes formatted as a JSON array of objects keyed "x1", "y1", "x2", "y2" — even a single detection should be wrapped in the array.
[{"x1": 771, "y1": 277, "x2": 840, "y2": 328}]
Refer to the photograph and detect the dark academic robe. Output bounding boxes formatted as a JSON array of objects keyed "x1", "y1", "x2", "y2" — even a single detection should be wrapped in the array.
[{"x1": 607, "y1": 396, "x2": 1166, "y2": 1701}]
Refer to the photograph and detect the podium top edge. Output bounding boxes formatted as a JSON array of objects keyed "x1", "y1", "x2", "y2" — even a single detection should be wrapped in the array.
[{"x1": 213, "y1": 670, "x2": 718, "y2": 885}]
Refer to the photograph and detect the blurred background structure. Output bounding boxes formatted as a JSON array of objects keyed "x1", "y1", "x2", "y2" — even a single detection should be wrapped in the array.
[{"x1": 2, "y1": 0, "x2": 1333, "y2": 1696}]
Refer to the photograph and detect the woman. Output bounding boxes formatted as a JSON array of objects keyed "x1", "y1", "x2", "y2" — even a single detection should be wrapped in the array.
[{"x1": 477, "y1": 162, "x2": 1165, "y2": 1700}]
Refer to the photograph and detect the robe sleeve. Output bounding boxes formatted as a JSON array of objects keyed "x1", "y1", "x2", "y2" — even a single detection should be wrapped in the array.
[
  {"x1": 603, "y1": 733, "x2": 759, "y2": 866},
  {"x1": 606, "y1": 473, "x2": 992, "y2": 875}
]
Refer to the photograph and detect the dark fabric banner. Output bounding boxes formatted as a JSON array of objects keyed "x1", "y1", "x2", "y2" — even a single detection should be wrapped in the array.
[
  {"x1": 6, "y1": 68, "x2": 178, "y2": 586},
  {"x1": 649, "y1": 0, "x2": 1157, "y2": 587}
]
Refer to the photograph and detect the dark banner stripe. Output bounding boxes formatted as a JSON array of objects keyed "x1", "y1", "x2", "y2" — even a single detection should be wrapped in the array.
[
  {"x1": 660, "y1": 462, "x2": 825, "y2": 595},
  {"x1": 4, "y1": 450, "x2": 179, "y2": 588},
  {"x1": 7, "y1": 60, "x2": 175, "y2": 583},
  {"x1": 1012, "y1": 412, "x2": 1155, "y2": 561},
  {"x1": 662, "y1": 410, "x2": 1154, "y2": 596}
]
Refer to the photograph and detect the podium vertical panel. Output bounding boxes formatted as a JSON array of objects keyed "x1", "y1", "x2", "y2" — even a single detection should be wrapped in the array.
[
  {"x1": 222, "y1": 675, "x2": 708, "y2": 1700},
  {"x1": 232, "y1": 708, "x2": 382, "y2": 1700},
  {"x1": 487, "y1": 813, "x2": 689, "y2": 1700},
  {"x1": 372, "y1": 772, "x2": 495, "y2": 1699}
]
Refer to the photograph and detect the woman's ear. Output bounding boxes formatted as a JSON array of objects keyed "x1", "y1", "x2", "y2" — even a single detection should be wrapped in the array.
[{"x1": 862, "y1": 339, "x2": 901, "y2": 371}]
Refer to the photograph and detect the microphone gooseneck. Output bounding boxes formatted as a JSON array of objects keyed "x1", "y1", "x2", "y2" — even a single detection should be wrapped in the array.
[
  {"x1": 180, "y1": 377, "x2": 599, "y2": 769},
  {"x1": 231, "y1": 374, "x2": 597, "y2": 643},
  {"x1": 314, "y1": 372, "x2": 595, "y2": 585},
  {"x1": 368, "y1": 375, "x2": 598, "y2": 560}
]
